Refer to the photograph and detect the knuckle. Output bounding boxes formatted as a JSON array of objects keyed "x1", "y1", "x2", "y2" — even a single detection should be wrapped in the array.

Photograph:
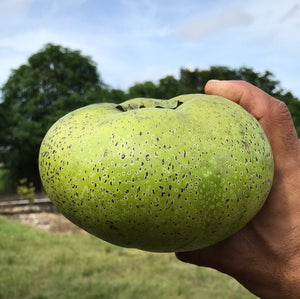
[{"x1": 270, "y1": 99, "x2": 291, "y2": 123}]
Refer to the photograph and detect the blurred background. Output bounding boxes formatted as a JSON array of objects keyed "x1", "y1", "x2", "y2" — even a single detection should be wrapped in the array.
[{"x1": 0, "y1": 1, "x2": 299, "y2": 298}]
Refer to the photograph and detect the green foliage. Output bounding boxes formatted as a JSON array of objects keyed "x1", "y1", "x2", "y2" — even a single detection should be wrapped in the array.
[
  {"x1": 98, "y1": 87, "x2": 129, "y2": 104},
  {"x1": 128, "y1": 81, "x2": 158, "y2": 98},
  {"x1": 17, "y1": 178, "x2": 36, "y2": 204},
  {"x1": 156, "y1": 76, "x2": 191, "y2": 99},
  {"x1": 0, "y1": 216, "x2": 256, "y2": 299},
  {"x1": 178, "y1": 66, "x2": 294, "y2": 98},
  {"x1": 0, "y1": 168, "x2": 10, "y2": 194},
  {"x1": 0, "y1": 43, "x2": 105, "y2": 190},
  {"x1": 288, "y1": 99, "x2": 300, "y2": 135}
]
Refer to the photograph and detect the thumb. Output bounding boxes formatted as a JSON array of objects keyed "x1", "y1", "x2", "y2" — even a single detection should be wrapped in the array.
[{"x1": 205, "y1": 80, "x2": 300, "y2": 169}]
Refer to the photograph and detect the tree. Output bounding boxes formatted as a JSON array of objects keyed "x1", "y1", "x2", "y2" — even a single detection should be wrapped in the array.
[
  {"x1": 287, "y1": 99, "x2": 300, "y2": 135},
  {"x1": 156, "y1": 76, "x2": 189, "y2": 99},
  {"x1": 0, "y1": 43, "x2": 104, "y2": 190},
  {"x1": 179, "y1": 66, "x2": 239, "y2": 92},
  {"x1": 97, "y1": 87, "x2": 129, "y2": 104},
  {"x1": 128, "y1": 81, "x2": 158, "y2": 99}
]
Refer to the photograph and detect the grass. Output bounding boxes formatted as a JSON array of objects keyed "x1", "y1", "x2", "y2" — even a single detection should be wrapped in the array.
[{"x1": 0, "y1": 216, "x2": 257, "y2": 299}]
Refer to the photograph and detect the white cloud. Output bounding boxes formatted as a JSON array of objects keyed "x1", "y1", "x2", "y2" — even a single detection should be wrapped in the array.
[
  {"x1": 47, "y1": 0, "x2": 87, "y2": 14},
  {"x1": 178, "y1": 0, "x2": 300, "y2": 47},
  {"x1": 0, "y1": 0, "x2": 34, "y2": 15},
  {"x1": 116, "y1": 64, "x2": 180, "y2": 90},
  {"x1": 179, "y1": 6, "x2": 254, "y2": 41},
  {"x1": 280, "y1": 3, "x2": 300, "y2": 22},
  {"x1": 243, "y1": 0, "x2": 300, "y2": 52},
  {"x1": 0, "y1": 28, "x2": 57, "y2": 52}
]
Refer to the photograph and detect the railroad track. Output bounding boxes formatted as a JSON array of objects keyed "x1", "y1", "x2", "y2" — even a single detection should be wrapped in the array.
[{"x1": 0, "y1": 198, "x2": 58, "y2": 215}]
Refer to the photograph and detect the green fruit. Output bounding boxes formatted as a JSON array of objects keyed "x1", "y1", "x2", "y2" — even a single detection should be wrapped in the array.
[{"x1": 39, "y1": 94, "x2": 274, "y2": 252}]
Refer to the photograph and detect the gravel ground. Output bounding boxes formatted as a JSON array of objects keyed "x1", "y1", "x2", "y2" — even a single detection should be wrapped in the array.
[{"x1": 6, "y1": 212, "x2": 84, "y2": 233}]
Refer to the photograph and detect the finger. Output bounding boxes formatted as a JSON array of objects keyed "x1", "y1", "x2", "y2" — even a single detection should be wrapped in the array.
[
  {"x1": 205, "y1": 80, "x2": 271, "y2": 121},
  {"x1": 175, "y1": 249, "x2": 218, "y2": 268},
  {"x1": 205, "y1": 80, "x2": 300, "y2": 167},
  {"x1": 175, "y1": 240, "x2": 229, "y2": 272}
]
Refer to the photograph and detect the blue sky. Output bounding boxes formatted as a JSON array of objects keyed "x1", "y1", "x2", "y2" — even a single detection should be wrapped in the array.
[{"x1": 0, "y1": 0, "x2": 299, "y2": 97}]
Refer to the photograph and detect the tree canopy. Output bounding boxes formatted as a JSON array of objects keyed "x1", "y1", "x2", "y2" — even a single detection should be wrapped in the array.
[
  {"x1": 0, "y1": 44, "x2": 104, "y2": 190},
  {"x1": 0, "y1": 44, "x2": 299, "y2": 192}
]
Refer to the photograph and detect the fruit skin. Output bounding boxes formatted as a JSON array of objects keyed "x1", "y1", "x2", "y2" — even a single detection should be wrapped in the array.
[{"x1": 39, "y1": 94, "x2": 274, "y2": 252}]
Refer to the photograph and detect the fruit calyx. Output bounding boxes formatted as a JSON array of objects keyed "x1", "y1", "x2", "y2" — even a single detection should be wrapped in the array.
[{"x1": 116, "y1": 97, "x2": 184, "y2": 112}]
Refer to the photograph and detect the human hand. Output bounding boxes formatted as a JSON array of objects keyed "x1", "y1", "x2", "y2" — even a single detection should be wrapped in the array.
[{"x1": 176, "y1": 80, "x2": 300, "y2": 299}]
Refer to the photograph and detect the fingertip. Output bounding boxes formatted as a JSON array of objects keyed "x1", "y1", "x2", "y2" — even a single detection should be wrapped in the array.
[{"x1": 204, "y1": 79, "x2": 220, "y2": 95}]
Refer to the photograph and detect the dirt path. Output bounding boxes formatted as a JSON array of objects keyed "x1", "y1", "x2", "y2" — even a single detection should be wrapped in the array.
[
  {"x1": 1, "y1": 192, "x2": 84, "y2": 233},
  {"x1": 6, "y1": 212, "x2": 84, "y2": 233}
]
